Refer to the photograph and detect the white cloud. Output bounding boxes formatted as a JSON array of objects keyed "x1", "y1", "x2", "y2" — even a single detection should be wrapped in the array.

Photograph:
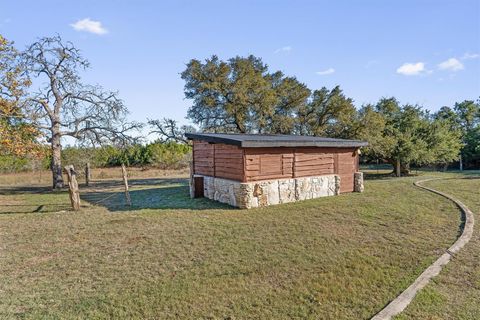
[
  {"x1": 316, "y1": 68, "x2": 335, "y2": 75},
  {"x1": 274, "y1": 46, "x2": 292, "y2": 54},
  {"x1": 438, "y1": 58, "x2": 464, "y2": 71},
  {"x1": 70, "y1": 18, "x2": 108, "y2": 35},
  {"x1": 462, "y1": 52, "x2": 479, "y2": 60},
  {"x1": 396, "y1": 62, "x2": 426, "y2": 76}
]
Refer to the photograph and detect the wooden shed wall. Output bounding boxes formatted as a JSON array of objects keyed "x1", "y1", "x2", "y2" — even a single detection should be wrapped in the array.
[
  {"x1": 192, "y1": 140, "x2": 359, "y2": 193},
  {"x1": 192, "y1": 140, "x2": 244, "y2": 181}
]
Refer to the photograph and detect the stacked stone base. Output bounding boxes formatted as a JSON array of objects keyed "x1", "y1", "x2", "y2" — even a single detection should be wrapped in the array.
[{"x1": 197, "y1": 175, "x2": 342, "y2": 209}]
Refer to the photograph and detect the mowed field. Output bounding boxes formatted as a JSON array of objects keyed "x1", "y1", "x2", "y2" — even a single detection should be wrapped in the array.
[{"x1": 0, "y1": 168, "x2": 478, "y2": 319}]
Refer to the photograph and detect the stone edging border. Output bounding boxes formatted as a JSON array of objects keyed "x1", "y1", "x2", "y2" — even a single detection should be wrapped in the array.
[{"x1": 371, "y1": 178, "x2": 475, "y2": 320}]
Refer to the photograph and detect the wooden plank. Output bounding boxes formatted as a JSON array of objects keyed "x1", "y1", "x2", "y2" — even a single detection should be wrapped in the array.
[
  {"x1": 214, "y1": 159, "x2": 244, "y2": 165},
  {"x1": 215, "y1": 166, "x2": 242, "y2": 172},
  {"x1": 193, "y1": 150, "x2": 214, "y2": 156},
  {"x1": 214, "y1": 154, "x2": 243, "y2": 159},
  {"x1": 215, "y1": 173, "x2": 243, "y2": 181},
  {"x1": 295, "y1": 160, "x2": 334, "y2": 167},
  {"x1": 294, "y1": 169, "x2": 334, "y2": 176},
  {"x1": 295, "y1": 162, "x2": 334, "y2": 168},
  {"x1": 245, "y1": 174, "x2": 292, "y2": 181},
  {"x1": 294, "y1": 154, "x2": 333, "y2": 160},
  {"x1": 195, "y1": 169, "x2": 214, "y2": 175},
  {"x1": 293, "y1": 167, "x2": 334, "y2": 173},
  {"x1": 294, "y1": 167, "x2": 334, "y2": 173},
  {"x1": 195, "y1": 159, "x2": 214, "y2": 164}
]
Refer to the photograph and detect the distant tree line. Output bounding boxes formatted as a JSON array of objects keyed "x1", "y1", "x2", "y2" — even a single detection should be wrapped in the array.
[
  {"x1": 0, "y1": 141, "x2": 191, "y2": 173},
  {"x1": 161, "y1": 55, "x2": 478, "y2": 175},
  {"x1": 1, "y1": 33, "x2": 479, "y2": 182}
]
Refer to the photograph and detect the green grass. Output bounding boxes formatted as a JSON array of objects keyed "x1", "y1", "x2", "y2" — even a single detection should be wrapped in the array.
[
  {"x1": 0, "y1": 170, "x2": 478, "y2": 319},
  {"x1": 395, "y1": 176, "x2": 480, "y2": 320}
]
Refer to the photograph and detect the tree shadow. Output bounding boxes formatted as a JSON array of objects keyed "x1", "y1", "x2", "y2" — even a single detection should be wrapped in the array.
[
  {"x1": 0, "y1": 185, "x2": 57, "y2": 195},
  {"x1": 363, "y1": 171, "x2": 396, "y2": 181},
  {"x1": 81, "y1": 180, "x2": 232, "y2": 212},
  {"x1": 80, "y1": 177, "x2": 189, "y2": 190}
]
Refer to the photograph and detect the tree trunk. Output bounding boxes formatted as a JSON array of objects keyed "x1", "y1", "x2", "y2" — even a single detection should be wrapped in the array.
[
  {"x1": 395, "y1": 159, "x2": 401, "y2": 177},
  {"x1": 85, "y1": 163, "x2": 91, "y2": 186},
  {"x1": 51, "y1": 125, "x2": 64, "y2": 189},
  {"x1": 459, "y1": 154, "x2": 463, "y2": 171}
]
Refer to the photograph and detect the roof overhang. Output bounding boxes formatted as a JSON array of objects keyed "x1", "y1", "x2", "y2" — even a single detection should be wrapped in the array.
[{"x1": 185, "y1": 133, "x2": 368, "y2": 148}]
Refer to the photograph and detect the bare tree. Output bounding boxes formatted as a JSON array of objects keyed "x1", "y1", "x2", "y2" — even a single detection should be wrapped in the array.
[
  {"x1": 148, "y1": 118, "x2": 195, "y2": 144},
  {"x1": 21, "y1": 35, "x2": 141, "y2": 189}
]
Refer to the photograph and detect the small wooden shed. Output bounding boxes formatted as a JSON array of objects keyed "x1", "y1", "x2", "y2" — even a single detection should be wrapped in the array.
[{"x1": 186, "y1": 133, "x2": 368, "y2": 208}]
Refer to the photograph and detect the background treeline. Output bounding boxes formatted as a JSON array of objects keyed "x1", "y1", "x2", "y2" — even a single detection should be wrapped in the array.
[
  {"x1": 174, "y1": 55, "x2": 480, "y2": 174},
  {"x1": 0, "y1": 141, "x2": 191, "y2": 173},
  {"x1": 2, "y1": 43, "x2": 479, "y2": 177}
]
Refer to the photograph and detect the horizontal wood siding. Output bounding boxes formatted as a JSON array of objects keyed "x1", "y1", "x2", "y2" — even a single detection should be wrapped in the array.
[
  {"x1": 193, "y1": 140, "x2": 358, "y2": 192},
  {"x1": 336, "y1": 148, "x2": 357, "y2": 193},
  {"x1": 214, "y1": 143, "x2": 244, "y2": 181},
  {"x1": 244, "y1": 148, "x2": 294, "y2": 181},
  {"x1": 193, "y1": 140, "x2": 214, "y2": 176},
  {"x1": 193, "y1": 140, "x2": 244, "y2": 181},
  {"x1": 294, "y1": 148, "x2": 335, "y2": 178}
]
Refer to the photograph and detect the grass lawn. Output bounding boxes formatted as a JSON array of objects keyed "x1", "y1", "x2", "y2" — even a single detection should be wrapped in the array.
[
  {"x1": 396, "y1": 176, "x2": 480, "y2": 320},
  {"x1": 0, "y1": 169, "x2": 478, "y2": 319}
]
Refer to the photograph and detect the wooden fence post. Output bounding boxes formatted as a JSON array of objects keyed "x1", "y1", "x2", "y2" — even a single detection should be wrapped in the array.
[
  {"x1": 121, "y1": 164, "x2": 132, "y2": 206},
  {"x1": 85, "y1": 162, "x2": 91, "y2": 186},
  {"x1": 189, "y1": 161, "x2": 195, "y2": 198},
  {"x1": 64, "y1": 165, "x2": 81, "y2": 211}
]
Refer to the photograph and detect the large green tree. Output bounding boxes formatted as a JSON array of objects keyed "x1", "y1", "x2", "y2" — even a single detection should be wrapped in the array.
[
  {"x1": 357, "y1": 98, "x2": 462, "y2": 176},
  {"x1": 181, "y1": 55, "x2": 310, "y2": 134},
  {"x1": 435, "y1": 100, "x2": 480, "y2": 169},
  {"x1": 296, "y1": 86, "x2": 357, "y2": 138},
  {"x1": 454, "y1": 100, "x2": 480, "y2": 169},
  {"x1": 181, "y1": 55, "x2": 358, "y2": 137}
]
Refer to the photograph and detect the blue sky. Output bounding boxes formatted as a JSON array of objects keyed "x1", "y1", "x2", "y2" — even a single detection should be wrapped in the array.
[{"x1": 1, "y1": 0, "x2": 479, "y2": 129}]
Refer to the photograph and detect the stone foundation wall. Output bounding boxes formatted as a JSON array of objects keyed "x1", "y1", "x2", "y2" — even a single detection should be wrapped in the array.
[{"x1": 197, "y1": 174, "x2": 341, "y2": 209}]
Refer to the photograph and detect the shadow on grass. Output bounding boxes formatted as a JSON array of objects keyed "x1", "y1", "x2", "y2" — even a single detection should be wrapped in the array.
[
  {"x1": 0, "y1": 177, "x2": 231, "y2": 213},
  {"x1": 0, "y1": 185, "x2": 56, "y2": 195},
  {"x1": 79, "y1": 177, "x2": 189, "y2": 190},
  {"x1": 81, "y1": 183, "x2": 231, "y2": 212}
]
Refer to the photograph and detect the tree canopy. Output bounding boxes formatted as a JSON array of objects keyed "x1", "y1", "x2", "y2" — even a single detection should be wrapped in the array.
[
  {"x1": 181, "y1": 55, "x2": 311, "y2": 134},
  {"x1": 0, "y1": 35, "x2": 42, "y2": 158},
  {"x1": 181, "y1": 55, "x2": 359, "y2": 139},
  {"x1": 357, "y1": 98, "x2": 462, "y2": 175}
]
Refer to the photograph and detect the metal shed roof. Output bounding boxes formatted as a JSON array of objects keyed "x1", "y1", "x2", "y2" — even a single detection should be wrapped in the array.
[{"x1": 185, "y1": 133, "x2": 368, "y2": 148}]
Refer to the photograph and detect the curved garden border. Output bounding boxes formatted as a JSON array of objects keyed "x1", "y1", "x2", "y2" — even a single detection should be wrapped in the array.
[{"x1": 372, "y1": 178, "x2": 475, "y2": 320}]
